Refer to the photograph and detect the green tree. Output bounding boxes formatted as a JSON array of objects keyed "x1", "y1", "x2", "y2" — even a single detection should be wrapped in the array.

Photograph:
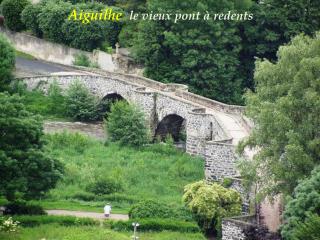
[
  {"x1": 132, "y1": 0, "x2": 251, "y2": 104},
  {"x1": 65, "y1": 81, "x2": 101, "y2": 121},
  {"x1": 0, "y1": 0, "x2": 29, "y2": 31},
  {"x1": 238, "y1": 33, "x2": 320, "y2": 197},
  {"x1": 0, "y1": 34, "x2": 15, "y2": 91},
  {"x1": 281, "y1": 166, "x2": 320, "y2": 240},
  {"x1": 0, "y1": 93, "x2": 63, "y2": 201},
  {"x1": 106, "y1": 101, "x2": 149, "y2": 147},
  {"x1": 291, "y1": 214, "x2": 320, "y2": 240},
  {"x1": 183, "y1": 180, "x2": 241, "y2": 236},
  {"x1": 38, "y1": 1, "x2": 72, "y2": 43},
  {"x1": 21, "y1": 3, "x2": 43, "y2": 37},
  {"x1": 239, "y1": 0, "x2": 320, "y2": 90}
]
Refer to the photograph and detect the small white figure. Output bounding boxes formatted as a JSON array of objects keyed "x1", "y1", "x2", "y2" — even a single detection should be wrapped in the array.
[{"x1": 104, "y1": 203, "x2": 111, "y2": 218}]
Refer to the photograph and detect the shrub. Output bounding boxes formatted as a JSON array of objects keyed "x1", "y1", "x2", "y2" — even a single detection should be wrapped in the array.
[
  {"x1": 86, "y1": 177, "x2": 123, "y2": 195},
  {"x1": 183, "y1": 181, "x2": 242, "y2": 236},
  {"x1": 71, "y1": 192, "x2": 96, "y2": 202},
  {"x1": 107, "y1": 101, "x2": 149, "y2": 147},
  {"x1": 47, "y1": 81, "x2": 66, "y2": 116},
  {"x1": 21, "y1": 3, "x2": 43, "y2": 37},
  {"x1": 129, "y1": 200, "x2": 176, "y2": 219},
  {"x1": 0, "y1": 217, "x2": 20, "y2": 233},
  {"x1": 281, "y1": 166, "x2": 320, "y2": 240},
  {"x1": 109, "y1": 218, "x2": 200, "y2": 233},
  {"x1": 0, "y1": 33, "x2": 15, "y2": 91},
  {"x1": 4, "y1": 201, "x2": 46, "y2": 216},
  {"x1": 73, "y1": 53, "x2": 91, "y2": 67},
  {"x1": 291, "y1": 214, "x2": 320, "y2": 240},
  {"x1": 0, "y1": 0, "x2": 29, "y2": 31},
  {"x1": 11, "y1": 215, "x2": 99, "y2": 227},
  {"x1": 65, "y1": 81, "x2": 100, "y2": 121}
]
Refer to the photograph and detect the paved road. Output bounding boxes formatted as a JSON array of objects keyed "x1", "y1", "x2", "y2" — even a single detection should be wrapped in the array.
[
  {"x1": 15, "y1": 57, "x2": 81, "y2": 77},
  {"x1": 46, "y1": 210, "x2": 129, "y2": 221}
]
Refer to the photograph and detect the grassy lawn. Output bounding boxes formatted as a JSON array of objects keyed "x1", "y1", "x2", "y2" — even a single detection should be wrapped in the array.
[
  {"x1": 40, "y1": 132, "x2": 204, "y2": 213},
  {"x1": 0, "y1": 224, "x2": 206, "y2": 240}
]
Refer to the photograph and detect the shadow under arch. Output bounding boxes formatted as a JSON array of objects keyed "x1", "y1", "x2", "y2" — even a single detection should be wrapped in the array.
[
  {"x1": 97, "y1": 93, "x2": 127, "y2": 120},
  {"x1": 154, "y1": 114, "x2": 186, "y2": 142}
]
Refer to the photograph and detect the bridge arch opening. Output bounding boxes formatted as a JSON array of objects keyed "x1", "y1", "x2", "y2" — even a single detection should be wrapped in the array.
[
  {"x1": 97, "y1": 93, "x2": 127, "y2": 120},
  {"x1": 154, "y1": 114, "x2": 186, "y2": 143}
]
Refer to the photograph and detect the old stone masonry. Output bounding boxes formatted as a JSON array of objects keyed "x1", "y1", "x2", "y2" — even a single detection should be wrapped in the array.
[{"x1": 20, "y1": 69, "x2": 253, "y2": 182}]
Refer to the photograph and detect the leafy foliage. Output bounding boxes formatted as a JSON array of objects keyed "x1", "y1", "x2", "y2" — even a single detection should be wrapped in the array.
[
  {"x1": 0, "y1": 0, "x2": 29, "y2": 31},
  {"x1": 132, "y1": 0, "x2": 251, "y2": 104},
  {"x1": 110, "y1": 218, "x2": 200, "y2": 233},
  {"x1": 291, "y1": 214, "x2": 320, "y2": 240},
  {"x1": 65, "y1": 81, "x2": 101, "y2": 121},
  {"x1": 107, "y1": 101, "x2": 149, "y2": 146},
  {"x1": 239, "y1": 0, "x2": 320, "y2": 89},
  {"x1": 73, "y1": 53, "x2": 91, "y2": 67},
  {"x1": 86, "y1": 177, "x2": 123, "y2": 195},
  {"x1": 38, "y1": 1, "x2": 72, "y2": 43},
  {"x1": 21, "y1": 3, "x2": 43, "y2": 37},
  {"x1": 129, "y1": 200, "x2": 189, "y2": 220},
  {"x1": 4, "y1": 200, "x2": 46, "y2": 216},
  {"x1": 281, "y1": 166, "x2": 320, "y2": 240},
  {"x1": 0, "y1": 93, "x2": 63, "y2": 201},
  {"x1": 183, "y1": 180, "x2": 241, "y2": 235},
  {"x1": 238, "y1": 33, "x2": 320, "y2": 196},
  {"x1": 0, "y1": 34, "x2": 15, "y2": 91}
]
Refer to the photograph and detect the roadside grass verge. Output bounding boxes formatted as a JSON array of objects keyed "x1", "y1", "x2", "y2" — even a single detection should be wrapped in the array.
[{"x1": 0, "y1": 224, "x2": 206, "y2": 240}]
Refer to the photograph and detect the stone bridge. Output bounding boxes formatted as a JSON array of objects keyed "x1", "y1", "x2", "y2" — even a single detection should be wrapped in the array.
[{"x1": 20, "y1": 69, "x2": 253, "y2": 181}]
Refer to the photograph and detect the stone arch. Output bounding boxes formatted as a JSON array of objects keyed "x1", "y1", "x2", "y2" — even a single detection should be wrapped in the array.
[
  {"x1": 154, "y1": 114, "x2": 186, "y2": 142},
  {"x1": 97, "y1": 93, "x2": 128, "y2": 119}
]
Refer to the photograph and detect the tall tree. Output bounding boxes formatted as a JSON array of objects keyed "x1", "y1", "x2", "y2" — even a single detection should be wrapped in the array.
[
  {"x1": 239, "y1": 0, "x2": 320, "y2": 90},
  {"x1": 0, "y1": 93, "x2": 63, "y2": 201},
  {"x1": 0, "y1": 34, "x2": 15, "y2": 91},
  {"x1": 132, "y1": 0, "x2": 252, "y2": 104},
  {"x1": 238, "y1": 33, "x2": 320, "y2": 197}
]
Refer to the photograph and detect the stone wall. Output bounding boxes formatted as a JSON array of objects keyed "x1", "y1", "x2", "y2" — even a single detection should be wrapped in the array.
[
  {"x1": 0, "y1": 29, "x2": 117, "y2": 71},
  {"x1": 204, "y1": 142, "x2": 238, "y2": 180},
  {"x1": 222, "y1": 215, "x2": 256, "y2": 240}
]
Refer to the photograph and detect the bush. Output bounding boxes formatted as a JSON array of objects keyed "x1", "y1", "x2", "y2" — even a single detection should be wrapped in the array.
[
  {"x1": 291, "y1": 214, "x2": 320, "y2": 240},
  {"x1": 71, "y1": 192, "x2": 96, "y2": 202},
  {"x1": 183, "y1": 181, "x2": 242, "y2": 236},
  {"x1": 47, "y1": 81, "x2": 66, "y2": 116},
  {"x1": 0, "y1": 217, "x2": 20, "y2": 233},
  {"x1": 281, "y1": 166, "x2": 320, "y2": 240},
  {"x1": 65, "y1": 81, "x2": 101, "y2": 121},
  {"x1": 73, "y1": 53, "x2": 91, "y2": 67},
  {"x1": 11, "y1": 215, "x2": 99, "y2": 227},
  {"x1": 86, "y1": 177, "x2": 123, "y2": 195},
  {"x1": 4, "y1": 201, "x2": 46, "y2": 216},
  {"x1": 109, "y1": 218, "x2": 200, "y2": 233},
  {"x1": 0, "y1": 0, "x2": 29, "y2": 31},
  {"x1": 107, "y1": 101, "x2": 149, "y2": 147},
  {"x1": 21, "y1": 3, "x2": 43, "y2": 37},
  {"x1": 129, "y1": 200, "x2": 177, "y2": 219},
  {"x1": 0, "y1": 33, "x2": 15, "y2": 91}
]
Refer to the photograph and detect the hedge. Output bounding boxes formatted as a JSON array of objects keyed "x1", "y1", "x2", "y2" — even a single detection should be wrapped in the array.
[
  {"x1": 109, "y1": 218, "x2": 201, "y2": 233},
  {"x1": 12, "y1": 215, "x2": 100, "y2": 227}
]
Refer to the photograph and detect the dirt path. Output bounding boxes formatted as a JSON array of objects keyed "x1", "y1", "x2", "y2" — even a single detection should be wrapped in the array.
[{"x1": 46, "y1": 210, "x2": 129, "y2": 221}]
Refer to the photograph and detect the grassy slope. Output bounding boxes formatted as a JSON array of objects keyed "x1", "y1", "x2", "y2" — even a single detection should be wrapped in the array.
[
  {"x1": 42, "y1": 132, "x2": 204, "y2": 212},
  {"x1": 0, "y1": 224, "x2": 206, "y2": 240}
]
